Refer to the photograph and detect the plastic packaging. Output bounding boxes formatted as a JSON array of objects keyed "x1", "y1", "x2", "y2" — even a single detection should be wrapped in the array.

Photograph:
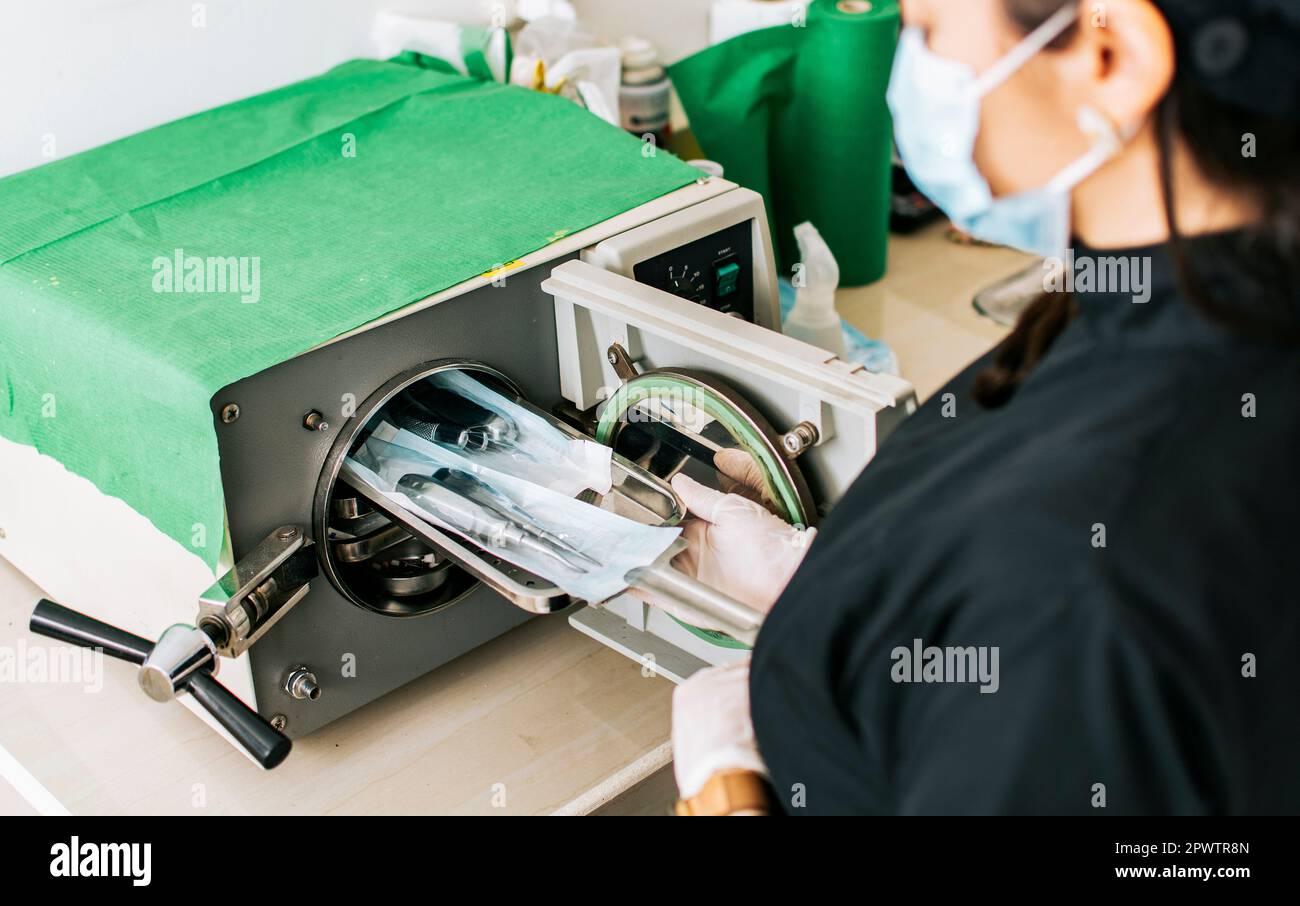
[
  {"x1": 386, "y1": 370, "x2": 613, "y2": 496},
  {"x1": 371, "y1": 11, "x2": 512, "y2": 82},
  {"x1": 785, "y1": 221, "x2": 847, "y2": 355},
  {"x1": 344, "y1": 426, "x2": 681, "y2": 602},
  {"x1": 510, "y1": 16, "x2": 622, "y2": 125}
]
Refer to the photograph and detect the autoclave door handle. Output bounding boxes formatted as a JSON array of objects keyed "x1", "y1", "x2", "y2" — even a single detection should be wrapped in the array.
[
  {"x1": 29, "y1": 599, "x2": 292, "y2": 770},
  {"x1": 623, "y1": 559, "x2": 765, "y2": 647}
]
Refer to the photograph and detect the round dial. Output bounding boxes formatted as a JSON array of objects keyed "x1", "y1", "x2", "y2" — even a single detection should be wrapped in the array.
[{"x1": 667, "y1": 263, "x2": 707, "y2": 303}]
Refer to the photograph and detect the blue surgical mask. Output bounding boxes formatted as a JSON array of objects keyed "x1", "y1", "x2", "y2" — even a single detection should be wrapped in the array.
[{"x1": 886, "y1": 6, "x2": 1128, "y2": 259}]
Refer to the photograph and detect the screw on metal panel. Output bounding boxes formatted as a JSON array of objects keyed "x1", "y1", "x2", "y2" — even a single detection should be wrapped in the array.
[
  {"x1": 302, "y1": 410, "x2": 330, "y2": 432},
  {"x1": 277, "y1": 526, "x2": 298, "y2": 541},
  {"x1": 781, "y1": 421, "x2": 819, "y2": 458},
  {"x1": 270, "y1": 714, "x2": 287, "y2": 732},
  {"x1": 220, "y1": 403, "x2": 240, "y2": 424}
]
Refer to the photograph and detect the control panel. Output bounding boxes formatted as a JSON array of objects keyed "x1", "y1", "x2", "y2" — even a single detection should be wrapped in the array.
[
  {"x1": 583, "y1": 186, "x2": 780, "y2": 331},
  {"x1": 632, "y1": 221, "x2": 755, "y2": 322}
]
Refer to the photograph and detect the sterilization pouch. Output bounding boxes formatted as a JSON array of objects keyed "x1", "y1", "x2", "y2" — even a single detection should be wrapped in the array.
[
  {"x1": 399, "y1": 370, "x2": 614, "y2": 496},
  {"x1": 344, "y1": 424, "x2": 680, "y2": 602}
]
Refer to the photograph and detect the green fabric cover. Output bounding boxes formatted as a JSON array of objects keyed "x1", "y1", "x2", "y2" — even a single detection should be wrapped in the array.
[
  {"x1": 0, "y1": 58, "x2": 699, "y2": 569},
  {"x1": 670, "y1": 0, "x2": 899, "y2": 286}
]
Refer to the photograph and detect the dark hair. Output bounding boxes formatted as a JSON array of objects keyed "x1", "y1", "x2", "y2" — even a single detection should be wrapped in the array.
[{"x1": 972, "y1": 0, "x2": 1300, "y2": 408}]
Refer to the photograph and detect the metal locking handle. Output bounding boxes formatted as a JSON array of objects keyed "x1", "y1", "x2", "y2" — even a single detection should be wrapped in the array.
[
  {"x1": 27, "y1": 525, "x2": 317, "y2": 770},
  {"x1": 29, "y1": 601, "x2": 292, "y2": 769},
  {"x1": 623, "y1": 540, "x2": 767, "y2": 647},
  {"x1": 626, "y1": 564, "x2": 764, "y2": 645}
]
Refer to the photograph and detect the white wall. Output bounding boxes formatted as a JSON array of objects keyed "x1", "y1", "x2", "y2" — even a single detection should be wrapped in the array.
[
  {"x1": 570, "y1": 0, "x2": 711, "y2": 64},
  {"x1": 0, "y1": 0, "x2": 711, "y2": 178}
]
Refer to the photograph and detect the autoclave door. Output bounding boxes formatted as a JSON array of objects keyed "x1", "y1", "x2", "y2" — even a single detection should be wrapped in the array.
[
  {"x1": 541, "y1": 259, "x2": 918, "y2": 679},
  {"x1": 543, "y1": 258, "x2": 916, "y2": 515}
]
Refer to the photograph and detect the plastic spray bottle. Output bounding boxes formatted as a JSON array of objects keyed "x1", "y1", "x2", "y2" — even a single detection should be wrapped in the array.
[{"x1": 785, "y1": 221, "x2": 847, "y2": 355}]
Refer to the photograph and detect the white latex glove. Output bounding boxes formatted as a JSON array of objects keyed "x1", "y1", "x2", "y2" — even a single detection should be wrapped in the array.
[
  {"x1": 667, "y1": 468, "x2": 817, "y2": 617},
  {"x1": 712, "y1": 447, "x2": 774, "y2": 508},
  {"x1": 673, "y1": 659, "x2": 767, "y2": 799}
]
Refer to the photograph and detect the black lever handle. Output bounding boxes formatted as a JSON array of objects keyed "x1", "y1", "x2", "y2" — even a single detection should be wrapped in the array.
[
  {"x1": 29, "y1": 598, "x2": 292, "y2": 769},
  {"x1": 30, "y1": 599, "x2": 153, "y2": 665},
  {"x1": 187, "y1": 672, "x2": 292, "y2": 769}
]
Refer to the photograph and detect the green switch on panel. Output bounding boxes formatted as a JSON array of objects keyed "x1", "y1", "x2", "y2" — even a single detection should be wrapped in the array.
[{"x1": 714, "y1": 260, "x2": 741, "y2": 298}]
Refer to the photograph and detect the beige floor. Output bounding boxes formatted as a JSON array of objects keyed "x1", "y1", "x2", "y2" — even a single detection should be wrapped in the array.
[
  {"x1": 838, "y1": 225, "x2": 1027, "y2": 402},
  {"x1": 0, "y1": 775, "x2": 41, "y2": 816},
  {"x1": 0, "y1": 224, "x2": 1025, "y2": 815}
]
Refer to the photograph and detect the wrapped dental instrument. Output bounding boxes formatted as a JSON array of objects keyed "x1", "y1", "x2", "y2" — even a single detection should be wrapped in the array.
[
  {"x1": 342, "y1": 427, "x2": 766, "y2": 644},
  {"x1": 396, "y1": 473, "x2": 598, "y2": 572},
  {"x1": 426, "y1": 468, "x2": 601, "y2": 568},
  {"x1": 401, "y1": 371, "x2": 612, "y2": 495},
  {"x1": 388, "y1": 385, "x2": 516, "y2": 452},
  {"x1": 344, "y1": 427, "x2": 680, "y2": 602}
]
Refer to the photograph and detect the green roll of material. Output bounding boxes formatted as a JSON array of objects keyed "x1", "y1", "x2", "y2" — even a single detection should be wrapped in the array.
[{"x1": 670, "y1": 0, "x2": 899, "y2": 286}]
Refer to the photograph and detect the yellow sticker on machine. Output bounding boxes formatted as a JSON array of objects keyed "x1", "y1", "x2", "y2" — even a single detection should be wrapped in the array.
[{"x1": 479, "y1": 260, "x2": 526, "y2": 279}]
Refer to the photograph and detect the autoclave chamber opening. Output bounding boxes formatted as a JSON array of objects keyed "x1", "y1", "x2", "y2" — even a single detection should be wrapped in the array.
[{"x1": 313, "y1": 361, "x2": 524, "y2": 617}]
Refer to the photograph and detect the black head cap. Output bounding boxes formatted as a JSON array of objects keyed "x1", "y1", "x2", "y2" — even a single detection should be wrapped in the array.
[{"x1": 1160, "y1": 0, "x2": 1300, "y2": 120}]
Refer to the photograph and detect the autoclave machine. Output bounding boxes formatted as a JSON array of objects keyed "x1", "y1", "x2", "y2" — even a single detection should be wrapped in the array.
[{"x1": 21, "y1": 178, "x2": 916, "y2": 767}]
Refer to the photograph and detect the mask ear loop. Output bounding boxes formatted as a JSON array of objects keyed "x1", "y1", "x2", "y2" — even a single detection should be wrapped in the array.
[
  {"x1": 972, "y1": 3, "x2": 1080, "y2": 97},
  {"x1": 1044, "y1": 107, "x2": 1139, "y2": 193},
  {"x1": 968, "y1": 4, "x2": 1134, "y2": 194}
]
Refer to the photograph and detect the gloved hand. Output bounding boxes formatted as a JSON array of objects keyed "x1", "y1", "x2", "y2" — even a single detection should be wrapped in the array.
[
  {"x1": 672, "y1": 659, "x2": 768, "y2": 800},
  {"x1": 712, "y1": 447, "x2": 775, "y2": 509},
  {"x1": 666, "y1": 461, "x2": 817, "y2": 618}
]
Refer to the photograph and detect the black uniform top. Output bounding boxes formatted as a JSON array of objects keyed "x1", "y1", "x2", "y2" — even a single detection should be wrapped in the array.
[{"x1": 750, "y1": 234, "x2": 1299, "y2": 815}]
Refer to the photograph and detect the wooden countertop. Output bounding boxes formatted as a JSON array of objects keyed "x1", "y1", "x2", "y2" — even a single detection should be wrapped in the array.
[{"x1": 0, "y1": 224, "x2": 1025, "y2": 815}]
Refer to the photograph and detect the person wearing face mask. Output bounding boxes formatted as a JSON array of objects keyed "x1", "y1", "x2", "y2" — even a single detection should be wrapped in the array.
[{"x1": 664, "y1": 0, "x2": 1300, "y2": 816}]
